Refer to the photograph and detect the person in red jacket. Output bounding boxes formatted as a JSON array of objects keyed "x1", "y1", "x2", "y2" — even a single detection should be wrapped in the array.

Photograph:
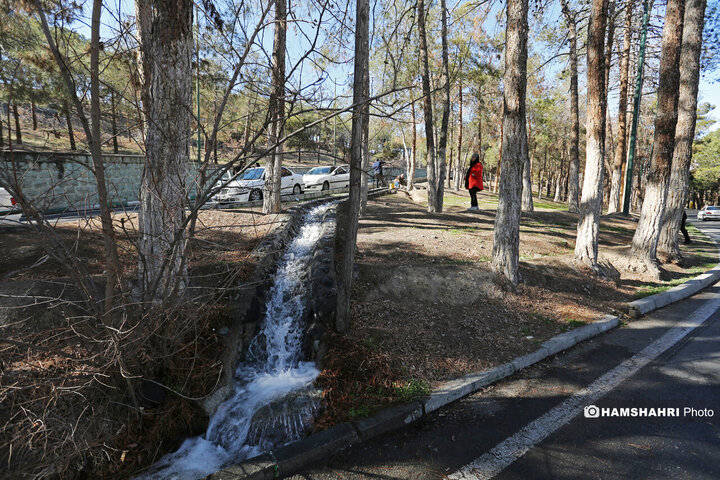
[{"x1": 464, "y1": 153, "x2": 484, "y2": 211}]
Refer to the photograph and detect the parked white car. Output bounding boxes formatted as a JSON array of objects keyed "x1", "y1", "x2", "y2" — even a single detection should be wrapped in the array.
[
  {"x1": 303, "y1": 165, "x2": 350, "y2": 191},
  {"x1": 213, "y1": 167, "x2": 304, "y2": 203},
  {"x1": 0, "y1": 187, "x2": 21, "y2": 224},
  {"x1": 697, "y1": 205, "x2": 720, "y2": 221}
]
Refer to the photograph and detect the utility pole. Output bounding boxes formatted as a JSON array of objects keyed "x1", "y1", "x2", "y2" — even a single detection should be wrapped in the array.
[{"x1": 622, "y1": 0, "x2": 651, "y2": 214}]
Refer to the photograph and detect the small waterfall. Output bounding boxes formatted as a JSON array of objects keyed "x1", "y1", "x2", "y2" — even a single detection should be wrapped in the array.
[{"x1": 138, "y1": 203, "x2": 335, "y2": 480}]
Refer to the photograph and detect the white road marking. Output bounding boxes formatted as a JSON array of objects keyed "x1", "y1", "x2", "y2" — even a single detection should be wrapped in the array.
[{"x1": 449, "y1": 295, "x2": 720, "y2": 480}]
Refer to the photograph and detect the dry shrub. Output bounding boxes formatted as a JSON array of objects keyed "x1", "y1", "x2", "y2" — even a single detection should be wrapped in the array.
[
  {"x1": 0, "y1": 299, "x2": 225, "y2": 479},
  {"x1": 313, "y1": 332, "x2": 400, "y2": 429}
]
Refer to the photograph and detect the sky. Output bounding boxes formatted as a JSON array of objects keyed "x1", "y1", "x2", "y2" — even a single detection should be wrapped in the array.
[{"x1": 76, "y1": 0, "x2": 720, "y2": 131}]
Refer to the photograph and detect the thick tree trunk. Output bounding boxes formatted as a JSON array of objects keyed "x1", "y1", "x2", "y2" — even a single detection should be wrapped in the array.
[
  {"x1": 0, "y1": 113, "x2": 3, "y2": 147},
  {"x1": 12, "y1": 103, "x2": 22, "y2": 145},
  {"x1": 561, "y1": 0, "x2": 580, "y2": 213},
  {"x1": 658, "y1": 0, "x2": 705, "y2": 261},
  {"x1": 608, "y1": 0, "x2": 634, "y2": 213},
  {"x1": 575, "y1": 0, "x2": 608, "y2": 270},
  {"x1": 137, "y1": 0, "x2": 193, "y2": 300},
  {"x1": 410, "y1": 100, "x2": 416, "y2": 190},
  {"x1": 418, "y1": 0, "x2": 437, "y2": 211},
  {"x1": 263, "y1": 0, "x2": 287, "y2": 214},
  {"x1": 630, "y1": 0, "x2": 685, "y2": 274},
  {"x1": 436, "y1": 0, "x2": 449, "y2": 210},
  {"x1": 336, "y1": 0, "x2": 369, "y2": 332},
  {"x1": 492, "y1": 0, "x2": 528, "y2": 285}
]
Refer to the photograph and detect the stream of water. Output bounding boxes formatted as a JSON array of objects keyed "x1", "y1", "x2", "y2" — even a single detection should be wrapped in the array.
[{"x1": 138, "y1": 203, "x2": 335, "y2": 480}]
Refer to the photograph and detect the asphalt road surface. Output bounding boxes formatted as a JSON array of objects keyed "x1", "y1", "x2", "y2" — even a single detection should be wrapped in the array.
[{"x1": 290, "y1": 213, "x2": 720, "y2": 480}]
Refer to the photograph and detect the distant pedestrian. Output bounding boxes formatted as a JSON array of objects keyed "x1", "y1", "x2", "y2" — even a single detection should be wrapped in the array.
[
  {"x1": 372, "y1": 160, "x2": 386, "y2": 187},
  {"x1": 681, "y1": 210, "x2": 691, "y2": 244},
  {"x1": 464, "y1": 153, "x2": 484, "y2": 211}
]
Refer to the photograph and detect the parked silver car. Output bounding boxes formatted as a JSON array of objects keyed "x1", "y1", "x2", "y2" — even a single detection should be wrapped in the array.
[
  {"x1": 697, "y1": 205, "x2": 720, "y2": 221},
  {"x1": 213, "y1": 167, "x2": 303, "y2": 203},
  {"x1": 302, "y1": 165, "x2": 350, "y2": 191}
]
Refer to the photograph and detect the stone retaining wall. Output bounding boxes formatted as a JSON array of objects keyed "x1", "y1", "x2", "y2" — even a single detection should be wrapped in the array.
[
  {"x1": 0, "y1": 151, "x2": 215, "y2": 212},
  {"x1": 0, "y1": 151, "x2": 145, "y2": 211}
]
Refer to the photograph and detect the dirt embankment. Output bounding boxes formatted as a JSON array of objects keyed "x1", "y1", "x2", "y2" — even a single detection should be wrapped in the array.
[{"x1": 316, "y1": 190, "x2": 716, "y2": 425}]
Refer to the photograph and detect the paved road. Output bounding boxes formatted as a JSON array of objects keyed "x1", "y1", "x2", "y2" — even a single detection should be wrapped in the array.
[
  {"x1": 687, "y1": 209, "x2": 720, "y2": 240},
  {"x1": 290, "y1": 213, "x2": 720, "y2": 480}
]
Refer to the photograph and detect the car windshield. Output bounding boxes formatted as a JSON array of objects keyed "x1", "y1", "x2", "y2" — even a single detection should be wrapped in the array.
[
  {"x1": 241, "y1": 168, "x2": 264, "y2": 180},
  {"x1": 307, "y1": 167, "x2": 332, "y2": 175}
]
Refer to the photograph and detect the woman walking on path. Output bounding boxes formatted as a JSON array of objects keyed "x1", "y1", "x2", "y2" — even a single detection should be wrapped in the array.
[{"x1": 465, "y1": 153, "x2": 484, "y2": 211}]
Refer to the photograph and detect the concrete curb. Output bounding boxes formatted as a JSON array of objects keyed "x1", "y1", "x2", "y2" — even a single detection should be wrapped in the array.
[
  {"x1": 211, "y1": 215, "x2": 720, "y2": 479},
  {"x1": 627, "y1": 244, "x2": 720, "y2": 318}
]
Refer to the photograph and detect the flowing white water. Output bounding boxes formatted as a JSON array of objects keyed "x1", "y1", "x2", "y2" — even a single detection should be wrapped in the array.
[{"x1": 137, "y1": 203, "x2": 335, "y2": 480}]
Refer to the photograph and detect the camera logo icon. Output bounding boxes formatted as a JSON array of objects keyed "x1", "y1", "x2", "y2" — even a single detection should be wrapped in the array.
[{"x1": 584, "y1": 405, "x2": 600, "y2": 418}]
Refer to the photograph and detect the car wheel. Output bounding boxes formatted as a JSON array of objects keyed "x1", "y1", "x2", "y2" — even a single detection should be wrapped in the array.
[
  {"x1": 249, "y1": 189, "x2": 262, "y2": 201},
  {"x1": 322, "y1": 181, "x2": 330, "y2": 191},
  {"x1": 293, "y1": 184, "x2": 302, "y2": 195}
]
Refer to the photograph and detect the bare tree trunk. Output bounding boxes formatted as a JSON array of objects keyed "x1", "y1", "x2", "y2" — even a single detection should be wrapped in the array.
[
  {"x1": 134, "y1": 0, "x2": 152, "y2": 138},
  {"x1": 242, "y1": 85, "x2": 258, "y2": 149},
  {"x1": 604, "y1": 1, "x2": 617, "y2": 181},
  {"x1": 448, "y1": 115, "x2": 454, "y2": 189},
  {"x1": 87, "y1": 1, "x2": 123, "y2": 313},
  {"x1": 554, "y1": 139, "x2": 567, "y2": 202},
  {"x1": 111, "y1": 89, "x2": 119, "y2": 154},
  {"x1": 659, "y1": 0, "x2": 704, "y2": 261},
  {"x1": 456, "y1": 81, "x2": 463, "y2": 191},
  {"x1": 62, "y1": 101, "x2": 76, "y2": 150},
  {"x1": 12, "y1": 103, "x2": 22, "y2": 145},
  {"x1": 36, "y1": 0, "x2": 122, "y2": 316},
  {"x1": 336, "y1": 0, "x2": 369, "y2": 332},
  {"x1": 522, "y1": 125, "x2": 534, "y2": 211},
  {"x1": 608, "y1": 0, "x2": 634, "y2": 213},
  {"x1": 402, "y1": 128, "x2": 410, "y2": 183},
  {"x1": 137, "y1": 0, "x2": 193, "y2": 300},
  {"x1": 477, "y1": 86, "x2": 483, "y2": 159},
  {"x1": 360, "y1": 71, "x2": 370, "y2": 215},
  {"x1": 630, "y1": 0, "x2": 685, "y2": 275},
  {"x1": 539, "y1": 147, "x2": 548, "y2": 199},
  {"x1": 418, "y1": 0, "x2": 437, "y2": 211},
  {"x1": 410, "y1": 100, "x2": 416, "y2": 190},
  {"x1": 31, "y1": 99, "x2": 37, "y2": 130},
  {"x1": 0, "y1": 112, "x2": 3, "y2": 147},
  {"x1": 494, "y1": 121, "x2": 503, "y2": 193},
  {"x1": 561, "y1": 0, "x2": 580, "y2": 213},
  {"x1": 263, "y1": 0, "x2": 287, "y2": 214},
  {"x1": 492, "y1": 0, "x2": 528, "y2": 285},
  {"x1": 575, "y1": 0, "x2": 608, "y2": 270}
]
